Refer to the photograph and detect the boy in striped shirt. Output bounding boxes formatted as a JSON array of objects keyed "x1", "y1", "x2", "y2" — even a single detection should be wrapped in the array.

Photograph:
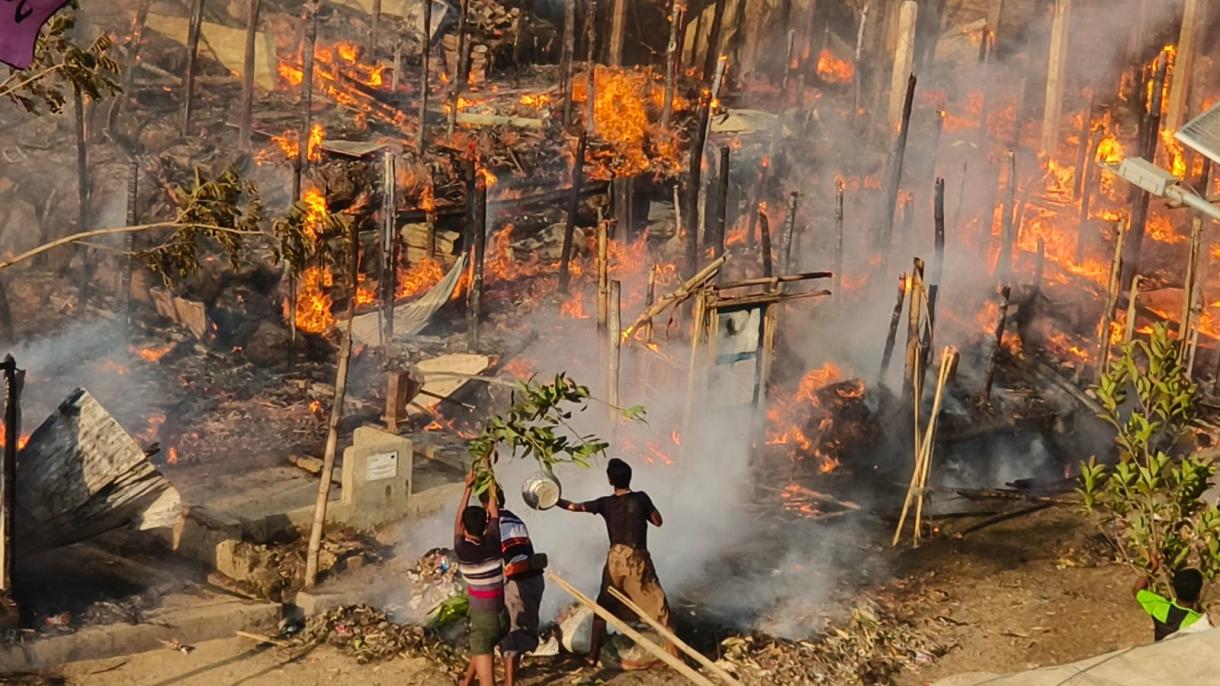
[{"x1": 455, "y1": 468, "x2": 505, "y2": 686}]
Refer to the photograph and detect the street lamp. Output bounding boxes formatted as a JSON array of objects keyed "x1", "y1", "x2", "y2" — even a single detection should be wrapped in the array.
[{"x1": 1105, "y1": 101, "x2": 1220, "y2": 223}]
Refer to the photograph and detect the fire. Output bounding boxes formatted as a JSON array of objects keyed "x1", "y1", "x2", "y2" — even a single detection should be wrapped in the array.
[
  {"x1": 131, "y1": 341, "x2": 175, "y2": 363},
  {"x1": 503, "y1": 358, "x2": 536, "y2": 380},
  {"x1": 295, "y1": 266, "x2": 335, "y2": 334},
  {"x1": 766, "y1": 362, "x2": 849, "y2": 474},
  {"x1": 477, "y1": 166, "x2": 498, "y2": 189},
  {"x1": 308, "y1": 399, "x2": 322, "y2": 414},
  {"x1": 301, "y1": 187, "x2": 328, "y2": 239},
  {"x1": 258, "y1": 123, "x2": 324, "y2": 166},
  {"x1": 397, "y1": 257, "x2": 445, "y2": 300},
  {"x1": 518, "y1": 92, "x2": 551, "y2": 109},
  {"x1": 420, "y1": 183, "x2": 435, "y2": 213},
  {"x1": 560, "y1": 291, "x2": 591, "y2": 319},
  {"x1": 571, "y1": 66, "x2": 681, "y2": 177},
  {"x1": 167, "y1": 447, "x2": 179, "y2": 465},
  {"x1": 816, "y1": 49, "x2": 854, "y2": 84},
  {"x1": 0, "y1": 425, "x2": 30, "y2": 450}
]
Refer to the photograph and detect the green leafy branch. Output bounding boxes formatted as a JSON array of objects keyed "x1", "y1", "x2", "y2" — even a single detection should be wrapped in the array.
[
  {"x1": 466, "y1": 373, "x2": 646, "y2": 493},
  {"x1": 0, "y1": 7, "x2": 121, "y2": 113},
  {"x1": 1079, "y1": 323, "x2": 1220, "y2": 591},
  {"x1": 272, "y1": 198, "x2": 352, "y2": 279}
]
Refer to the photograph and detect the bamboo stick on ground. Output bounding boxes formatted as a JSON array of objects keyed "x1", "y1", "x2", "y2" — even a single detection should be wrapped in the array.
[
  {"x1": 605, "y1": 586, "x2": 743, "y2": 686},
  {"x1": 1096, "y1": 221, "x2": 1125, "y2": 380},
  {"x1": 548, "y1": 573, "x2": 714, "y2": 686},
  {"x1": 879, "y1": 274, "x2": 908, "y2": 384},
  {"x1": 558, "y1": 132, "x2": 588, "y2": 292},
  {"x1": 978, "y1": 285, "x2": 1012, "y2": 407},
  {"x1": 622, "y1": 255, "x2": 727, "y2": 341}
]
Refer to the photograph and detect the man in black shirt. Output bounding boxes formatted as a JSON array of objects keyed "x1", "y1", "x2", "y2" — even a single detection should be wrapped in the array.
[{"x1": 556, "y1": 458, "x2": 679, "y2": 665}]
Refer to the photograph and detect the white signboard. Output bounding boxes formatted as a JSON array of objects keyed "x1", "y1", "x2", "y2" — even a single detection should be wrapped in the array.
[{"x1": 366, "y1": 452, "x2": 399, "y2": 482}]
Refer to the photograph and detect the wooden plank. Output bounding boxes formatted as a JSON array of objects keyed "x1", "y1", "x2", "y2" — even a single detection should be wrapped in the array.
[
  {"x1": 406, "y1": 353, "x2": 491, "y2": 416},
  {"x1": 15, "y1": 389, "x2": 181, "y2": 552}
]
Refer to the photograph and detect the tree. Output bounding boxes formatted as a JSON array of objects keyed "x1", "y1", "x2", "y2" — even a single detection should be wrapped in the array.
[{"x1": 1079, "y1": 323, "x2": 1220, "y2": 592}]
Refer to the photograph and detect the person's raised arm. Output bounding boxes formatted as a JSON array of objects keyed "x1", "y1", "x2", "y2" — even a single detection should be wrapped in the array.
[
  {"x1": 647, "y1": 494, "x2": 663, "y2": 527},
  {"x1": 455, "y1": 469, "x2": 476, "y2": 538},
  {"x1": 557, "y1": 497, "x2": 600, "y2": 513},
  {"x1": 484, "y1": 464, "x2": 499, "y2": 523}
]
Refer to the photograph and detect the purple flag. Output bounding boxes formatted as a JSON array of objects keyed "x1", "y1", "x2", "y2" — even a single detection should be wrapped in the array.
[{"x1": 0, "y1": 0, "x2": 71, "y2": 69}]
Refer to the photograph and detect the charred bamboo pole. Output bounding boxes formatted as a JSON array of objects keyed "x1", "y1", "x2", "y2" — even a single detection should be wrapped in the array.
[
  {"x1": 661, "y1": 0, "x2": 684, "y2": 129},
  {"x1": 1075, "y1": 125, "x2": 1103, "y2": 263},
  {"x1": 381, "y1": 151, "x2": 397, "y2": 343},
  {"x1": 468, "y1": 175, "x2": 487, "y2": 350},
  {"x1": 684, "y1": 99, "x2": 712, "y2": 277},
  {"x1": 888, "y1": 1, "x2": 918, "y2": 131},
  {"x1": 1181, "y1": 213, "x2": 1204, "y2": 358},
  {"x1": 922, "y1": 178, "x2": 946, "y2": 375},
  {"x1": 122, "y1": 158, "x2": 139, "y2": 336},
  {"x1": 609, "y1": 0, "x2": 627, "y2": 66},
  {"x1": 369, "y1": 0, "x2": 381, "y2": 57},
  {"x1": 392, "y1": 39, "x2": 402, "y2": 90},
  {"x1": 238, "y1": 0, "x2": 261, "y2": 151},
  {"x1": 622, "y1": 255, "x2": 727, "y2": 340},
  {"x1": 702, "y1": 0, "x2": 728, "y2": 82},
  {"x1": 560, "y1": 0, "x2": 576, "y2": 127},
  {"x1": 995, "y1": 150, "x2": 1017, "y2": 280},
  {"x1": 74, "y1": 85, "x2": 91, "y2": 311},
  {"x1": 759, "y1": 207, "x2": 773, "y2": 278},
  {"x1": 782, "y1": 192, "x2": 799, "y2": 273},
  {"x1": 642, "y1": 266, "x2": 657, "y2": 342},
  {"x1": 180, "y1": 0, "x2": 205, "y2": 135},
  {"x1": 416, "y1": 0, "x2": 432, "y2": 154},
  {"x1": 878, "y1": 74, "x2": 917, "y2": 272},
  {"x1": 0, "y1": 356, "x2": 22, "y2": 608},
  {"x1": 903, "y1": 258, "x2": 926, "y2": 400},
  {"x1": 879, "y1": 273, "x2": 908, "y2": 384},
  {"x1": 1165, "y1": 0, "x2": 1201, "y2": 132},
  {"x1": 583, "y1": 0, "x2": 598, "y2": 134},
  {"x1": 304, "y1": 221, "x2": 359, "y2": 589},
  {"x1": 851, "y1": 4, "x2": 870, "y2": 114},
  {"x1": 1039, "y1": 0, "x2": 1071, "y2": 154},
  {"x1": 111, "y1": 0, "x2": 152, "y2": 128},
  {"x1": 295, "y1": 1, "x2": 319, "y2": 201},
  {"x1": 597, "y1": 220, "x2": 610, "y2": 331},
  {"x1": 1123, "y1": 275, "x2": 1142, "y2": 344},
  {"x1": 712, "y1": 146, "x2": 730, "y2": 258},
  {"x1": 833, "y1": 179, "x2": 844, "y2": 303},
  {"x1": 1122, "y1": 54, "x2": 1168, "y2": 284},
  {"x1": 448, "y1": 0, "x2": 471, "y2": 135},
  {"x1": 1096, "y1": 221, "x2": 1125, "y2": 380},
  {"x1": 607, "y1": 280, "x2": 622, "y2": 439},
  {"x1": 978, "y1": 285, "x2": 1012, "y2": 407},
  {"x1": 558, "y1": 132, "x2": 588, "y2": 293},
  {"x1": 1072, "y1": 94, "x2": 1095, "y2": 200}
]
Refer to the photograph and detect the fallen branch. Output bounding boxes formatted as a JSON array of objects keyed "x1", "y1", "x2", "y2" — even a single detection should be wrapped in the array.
[
  {"x1": 0, "y1": 223, "x2": 266, "y2": 272},
  {"x1": 952, "y1": 502, "x2": 1054, "y2": 537}
]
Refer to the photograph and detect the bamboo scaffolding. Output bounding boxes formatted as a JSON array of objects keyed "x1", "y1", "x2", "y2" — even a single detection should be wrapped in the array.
[
  {"x1": 468, "y1": 175, "x2": 487, "y2": 350},
  {"x1": 0, "y1": 356, "x2": 22, "y2": 608},
  {"x1": 621, "y1": 255, "x2": 727, "y2": 340},
  {"x1": 782, "y1": 191, "x2": 799, "y2": 273},
  {"x1": 1075, "y1": 125, "x2": 1103, "y2": 263},
  {"x1": 74, "y1": 85, "x2": 91, "y2": 310}
]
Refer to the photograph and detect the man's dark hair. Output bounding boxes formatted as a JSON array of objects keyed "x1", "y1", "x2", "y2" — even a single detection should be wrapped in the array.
[
  {"x1": 607, "y1": 458, "x2": 632, "y2": 489},
  {"x1": 477, "y1": 485, "x2": 506, "y2": 508},
  {"x1": 1173, "y1": 568, "x2": 1204, "y2": 603},
  {"x1": 462, "y1": 505, "x2": 488, "y2": 537}
]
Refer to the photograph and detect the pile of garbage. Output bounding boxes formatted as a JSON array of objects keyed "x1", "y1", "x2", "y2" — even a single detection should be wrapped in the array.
[
  {"x1": 297, "y1": 605, "x2": 465, "y2": 673},
  {"x1": 717, "y1": 602, "x2": 944, "y2": 685}
]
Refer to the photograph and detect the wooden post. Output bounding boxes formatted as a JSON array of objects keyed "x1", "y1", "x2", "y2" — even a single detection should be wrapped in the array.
[
  {"x1": 1123, "y1": 275, "x2": 1142, "y2": 344},
  {"x1": 833, "y1": 180, "x2": 844, "y2": 303},
  {"x1": 713, "y1": 146, "x2": 730, "y2": 257},
  {"x1": 1165, "y1": 0, "x2": 1201, "y2": 132},
  {"x1": 0, "y1": 356, "x2": 21, "y2": 624},
  {"x1": 685, "y1": 100, "x2": 711, "y2": 276},
  {"x1": 560, "y1": 0, "x2": 576, "y2": 127},
  {"x1": 1096, "y1": 221, "x2": 1125, "y2": 380},
  {"x1": 296, "y1": 1, "x2": 319, "y2": 200},
  {"x1": 369, "y1": 0, "x2": 381, "y2": 57},
  {"x1": 381, "y1": 151, "x2": 397, "y2": 343},
  {"x1": 995, "y1": 149, "x2": 1017, "y2": 280},
  {"x1": 661, "y1": 0, "x2": 684, "y2": 130},
  {"x1": 782, "y1": 192, "x2": 798, "y2": 273},
  {"x1": 417, "y1": 0, "x2": 432, "y2": 154},
  {"x1": 642, "y1": 266, "x2": 657, "y2": 342},
  {"x1": 304, "y1": 221, "x2": 359, "y2": 589},
  {"x1": 468, "y1": 175, "x2": 487, "y2": 350},
  {"x1": 180, "y1": 0, "x2": 205, "y2": 135},
  {"x1": 238, "y1": 0, "x2": 261, "y2": 151},
  {"x1": 597, "y1": 221, "x2": 609, "y2": 335},
  {"x1": 74, "y1": 85, "x2": 91, "y2": 311},
  {"x1": 759, "y1": 207, "x2": 773, "y2": 278},
  {"x1": 392, "y1": 39, "x2": 402, "y2": 91},
  {"x1": 558, "y1": 132, "x2": 588, "y2": 293},
  {"x1": 879, "y1": 274, "x2": 908, "y2": 384},
  {"x1": 448, "y1": 0, "x2": 471, "y2": 135},
  {"x1": 888, "y1": 1, "x2": 918, "y2": 132},
  {"x1": 1072, "y1": 93, "x2": 1095, "y2": 200},
  {"x1": 1123, "y1": 54, "x2": 1168, "y2": 285},
  {"x1": 978, "y1": 285, "x2": 1012, "y2": 408},
  {"x1": 851, "y1": 3, "x2": 870, "y2": 114},
  {"x1": 1039, "y1": 0, "x2": 1071, "y2": 154},
  {"x1": 1180, "y1": 213, "x2": 1203, "y2": 357},
  {"x1": 583, "y1": 0, "x2": 598, "y2": 134},
  {"x1": 1076, "y1": 125, "x2": 1103, "y2": 263},
  {"x1": 878, "y1": 74, "x2": 917, "y2": 270},
  {"x1": 609, "y1": 0, "x2": 627, "y2": 66},
  {"x1": 702, "y1": 0, "x2": 729, "y2": 82},
  {"x1": 613, "y1": 177, "x2": 633, "y2": 242},
  {"x1": 903, "y1": 258, "x2": 925, "y2": 400},
  {"x1": 111, "y1": 0, "x2": 152, "y2": 128},
  {"x1": 122, "y1": 158, "x2": 139, "y2": 336},
  {"x1": 607, "y1": 280, "x2": 621, "y2": 441}
]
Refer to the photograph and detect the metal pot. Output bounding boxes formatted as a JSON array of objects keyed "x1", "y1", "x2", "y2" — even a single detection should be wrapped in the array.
[{"x1": 521, "y1": 471, "x2": 562, "y2": 510}]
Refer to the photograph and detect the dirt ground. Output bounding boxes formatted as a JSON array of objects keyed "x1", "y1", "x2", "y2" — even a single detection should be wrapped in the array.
[{"x1": 5, "y1": 506, "x2": 1196, "y2": 686}]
